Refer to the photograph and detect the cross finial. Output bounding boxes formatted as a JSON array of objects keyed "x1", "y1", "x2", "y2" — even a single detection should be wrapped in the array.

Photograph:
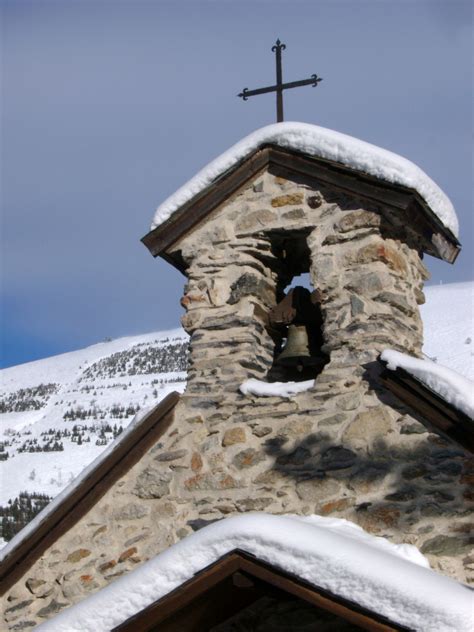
[{"x1": 238, "y1": 40, "x2": 322, "y2": 122}]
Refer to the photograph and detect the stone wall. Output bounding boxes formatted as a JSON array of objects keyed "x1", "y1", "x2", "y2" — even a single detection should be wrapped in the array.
[{"x1": 3, "y1": 168, "x2": 472, "y2": 630}]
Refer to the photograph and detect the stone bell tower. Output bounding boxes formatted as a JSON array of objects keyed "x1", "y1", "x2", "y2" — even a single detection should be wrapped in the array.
[
  {"x1": 141, "y1": 123, "x2": 471, "y2": 582},
  {"x1": 3, "y1": 124, "x2": 471, "y2": 632}
]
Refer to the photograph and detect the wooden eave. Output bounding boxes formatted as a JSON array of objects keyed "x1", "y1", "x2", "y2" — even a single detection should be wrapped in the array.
[
  {"x1": 141, "y1": 145, "x2": 461, "y2": 273},
  {"x1": 113, "y1": 549, "x2": 406, "y2": 632},
  {"x1": 379, "y1": 361, "x2": 473, "y2": 453},
  {"x1": 0, "y1": 392, "x2": 180, "y2": 596}
]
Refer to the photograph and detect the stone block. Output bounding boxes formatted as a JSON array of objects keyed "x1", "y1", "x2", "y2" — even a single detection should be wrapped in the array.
[
  {"x1": 222, "y1": 427, "x2": 246, "y2": 446},
  {"x1": 343, "y1": 407, "x2": 393, "y2": 443},
  {"x1": 118, "y1": 547, "x2": 138, "y2": 563},
  {"x1": 336, "y1": 210, "x2": 381, "y2": 233},
  {"x1": 233, "y1": 448, "x2": 266, "y2": 469},
  {"x1": 421, "y1": 535, "x2": 472, "y2": 557},
  {"x1": 37, "y1": 598, "x2": 69, "y2": 618},
  {"x1": 235, "y1": 209, "x2": 277, "y2": 232},
  {"x1": 154, "y1": 449, "x2": 188, "y2": 462},
  {"x1": 184, "y1": 472, "x2": 241, "y2": 491},
  {"x1": 347, "y1": 241, "x2": 408, "y2": 275},
  {"x1": 66, "y1": 549, "x2": 91, "y2": 564},
  {"x1": 113, "y1": 502, "x2": 151, "y2": 520},
  {"x1": 296, "y1": 477, "x2": 341, "y2": 502},
  {"x1": 191, "y1": 452, "x2": 203, "y2": 471},
  {"x1": 271, "y1": 193, "x2": 304, "y2": 207},
  {"x1": 134, "y1": 468, "x2": 171, "y2": 499}
]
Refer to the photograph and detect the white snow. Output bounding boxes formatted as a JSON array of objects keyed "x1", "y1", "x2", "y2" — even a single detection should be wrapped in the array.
[
  {"x1": 0, "y1": 404, "x2": 157, "y2": 565},
  {"x1": 151, "y1": 122, "x2": 458, "y2": 237},
  {"x1": 0, "y1": 329, "x2": 188, "y2": 507},
  {"x1": 381, "y1": 349, "x2": 474, "y2": 419},
  {"x1": 36, "y1": 513, "x2": 472, "y2": 632},
  {"x1": 421, "y1": 281, "x2": 474, "y2": 380},
  {"x1": 240, "y1": 377, "x2": 314, "y2": 398}
]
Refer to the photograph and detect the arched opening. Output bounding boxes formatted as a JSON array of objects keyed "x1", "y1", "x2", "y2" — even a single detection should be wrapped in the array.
[{"x1": 265, "y1": 230, "x2": 328, "y2": 382}]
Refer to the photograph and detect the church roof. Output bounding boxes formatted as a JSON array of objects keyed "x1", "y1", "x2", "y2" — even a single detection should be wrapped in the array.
[
  {"x1": 143, "y1": 122, "x2": 460, "y2": 266},
  {"x1": 35, "y1": 513, "x2": 472, "y2": 632}
]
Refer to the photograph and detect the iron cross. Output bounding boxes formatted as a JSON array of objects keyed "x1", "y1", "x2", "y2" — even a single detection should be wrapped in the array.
[{"x1": 238, "y1": 40, "x2": 322, "y2": 123}]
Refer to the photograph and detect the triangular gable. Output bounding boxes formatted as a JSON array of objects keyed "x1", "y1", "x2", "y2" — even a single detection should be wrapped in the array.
[
  {"x1": 142, "y1": 124, "x2": 461, "y2": 269},
  {"x1": 0, "y1": 392, "x2": 180, "y2": 595}
]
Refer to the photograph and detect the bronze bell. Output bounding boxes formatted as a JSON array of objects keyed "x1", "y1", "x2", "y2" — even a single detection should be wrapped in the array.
[{"x1": 277, "y1": 324, "x2": 314, "y2": 371}]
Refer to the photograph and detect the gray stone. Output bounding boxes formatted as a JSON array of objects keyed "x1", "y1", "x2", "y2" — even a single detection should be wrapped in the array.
[
  {"x1": 252, "y1": 426, "x2": 273, "y2": 438},
  {"x1": 421, "y1": 535, "x2": 472, "y2": 557},
  {"x1": 233, "y1": 448, "x2": 266, "y2": 469},
  {"x1": 4, "y1": 600, "x2": 34, "y2": 615},
  {"x1": 318, "y1": 413, "x2": 347, "y2": 427},
  {"x1": 134, "y1": 467, "x2": 172, "y2": 499},
  {"x1": 25, "y1": 578, "x2": 53, "y2": 598},
  {"x1": 37, "y1": 599, "x2": 69, "y2": 618},
  {"x1": 252, "y1": 181, "x2": 264, "y2": 193},
  {"x1": 400, "y1": 422, "x2": 427, "y2": 435},
  {"x1": 235, "y1": 497, "x2": 273, "y2": 512},
  {"x1": 375, "y1": 291, "x2": 414, "y2": 315},
  {"x1": 350, "y1": 295, "x2": 365, "y2": 316},
  {"x1": 10, "y1": 622, "x2": 38, "y2": 631},
  {"x1": 343, "y1": 407, "x2": 393, "y2": 443},
  {"x1": 113, "y1": 502, "x2": 151, "y2": 520},
  {"x1": 187, "y1": 518, "x2": 222, "y2": 531},
  {"x1": 346, "y1": 272, "x2": 385, "y2": 295},
  {"x1": 124, "y1": 532, "x2": 150, "y2": 547},
  {"x1": 296, "y1": 477, "x2": 341, "y2": 502},
  {"x1": 228, "y1": 273, "x2": 273, "y2": 305},
  {"x1": 154, "y1": 449, "x2": 188, "y2": 462}
]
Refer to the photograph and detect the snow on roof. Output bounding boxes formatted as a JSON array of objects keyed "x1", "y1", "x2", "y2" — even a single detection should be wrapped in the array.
[
  {"x1": 240, "y1": 377, "x2": 314, "y2": 398},
  {"x1": 36, "y1": 513, "x2": 472, "y2": 632},
  {"x1": 381, "y1": 349, "x2": 474, "y2": 419},
  {"x1": 151, "y1": 122, "x2": 458, "y2": 237}
]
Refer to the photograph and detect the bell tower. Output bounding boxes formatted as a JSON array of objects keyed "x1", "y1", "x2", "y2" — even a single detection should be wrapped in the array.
[{"x1": 140, "y1": 122, "x2": 471, "y2": 583}]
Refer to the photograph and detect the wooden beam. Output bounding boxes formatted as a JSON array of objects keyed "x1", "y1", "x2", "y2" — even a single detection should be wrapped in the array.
[
  {"x1": 379, "y1": 365, "x2": 473, "y2": 453},
  {"x1": 0, "y1": 392, "x2": 181, "y2": 596}
]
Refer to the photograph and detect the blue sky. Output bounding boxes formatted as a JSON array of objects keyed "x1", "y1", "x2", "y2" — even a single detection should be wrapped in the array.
[{"x1": 1, "y1": 0, "x2": 472, "y2": 368}]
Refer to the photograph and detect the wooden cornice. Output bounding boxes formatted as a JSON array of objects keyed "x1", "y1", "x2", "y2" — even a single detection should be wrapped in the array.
[
  {"x1": 113, "y1": 549, "x2": 405, "y2": 632},
  {"x1": 379, "y1": 362, "x2": 473, "y2": 453},
  {"x1": 141, "y1": 144, "x2": 461, "y2": 271},
  {"x1": 0, "y1": 392, "x2": 180, "y2": 596}
]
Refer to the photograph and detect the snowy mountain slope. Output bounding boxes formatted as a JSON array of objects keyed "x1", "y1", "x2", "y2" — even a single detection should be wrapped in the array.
[
  {"x1": 0, "y1": 329, "x2": 188, "y2": 532},
  {"x1": 0, "y1": 283, "x2": 472, "y2": 543},
  {"x1": 421, "y1": 281, "x2": 473, "y2": 379}
]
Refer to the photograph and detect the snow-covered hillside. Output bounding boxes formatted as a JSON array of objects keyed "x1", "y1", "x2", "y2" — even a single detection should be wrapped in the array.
[
  {"x1": 0, "y1": 329, "x2": 188, "y2": 540},
  {"x1": 0, "y1": 282, "x2": 472, "y2": 543},
  {"x1": 421, "y1": 281, "x2": 473, "y2": 378}
]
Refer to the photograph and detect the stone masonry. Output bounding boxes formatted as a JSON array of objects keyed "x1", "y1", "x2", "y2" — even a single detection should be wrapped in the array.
[{"x1": 3, "y1": 168, "x2": 472, "y2": 630}]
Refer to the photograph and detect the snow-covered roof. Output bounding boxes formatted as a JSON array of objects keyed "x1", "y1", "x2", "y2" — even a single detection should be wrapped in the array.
[
  {"x1": 151, "y1": 122, "x2": 458, "y2": 237},
  {"x1": 381, "y1": 349, "x2": 474, "y2": 419},
  {"x1": 36, "y1": 513, "x2": 472, "y2": 632}
]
